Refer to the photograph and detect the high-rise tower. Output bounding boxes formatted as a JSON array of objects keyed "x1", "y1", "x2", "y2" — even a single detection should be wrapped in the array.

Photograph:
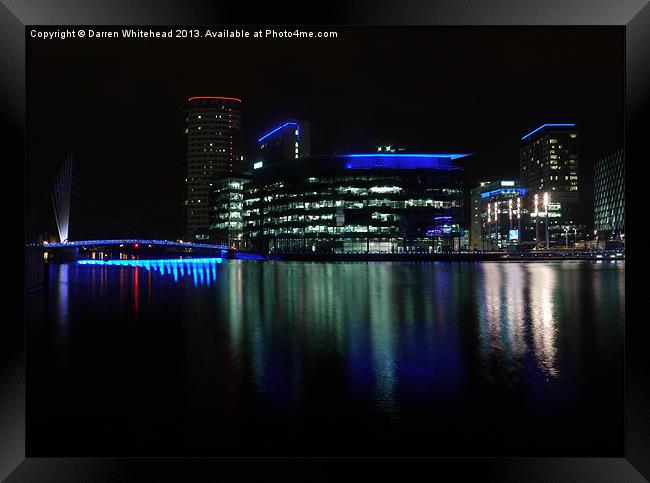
[
  {"x1": 520, "y1": 123, "x2": 578, "y2": 204},
  {"x1": 519, "y1": 123, "x2": 580, "y2": 245},
  {"x1": 185, "y1": 96, "x2": 242, "y2": 241},
  {"x1": 594, "y1": 148, "x2": 624, "y2": 239}
]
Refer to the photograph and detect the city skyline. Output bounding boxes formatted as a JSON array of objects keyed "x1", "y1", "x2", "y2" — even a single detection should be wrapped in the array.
[
  {"x1": 27, "y1": 27, "x2": 623, "y2": 240},
  {"x1": 21, "y1": 21, "x2": 631, "y2": 465}
]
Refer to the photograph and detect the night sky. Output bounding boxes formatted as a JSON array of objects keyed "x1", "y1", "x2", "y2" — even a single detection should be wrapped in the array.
[{"x1": 27, "y1": 26, "x2": 624, "y2": 240}]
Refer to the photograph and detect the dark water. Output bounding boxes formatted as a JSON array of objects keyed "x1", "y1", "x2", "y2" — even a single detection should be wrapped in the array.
[{"x1": 27, "y1": 259, "x2": 624, "y2": 456}]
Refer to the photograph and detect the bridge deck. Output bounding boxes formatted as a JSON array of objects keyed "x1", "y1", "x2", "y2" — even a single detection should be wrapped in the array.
[{"x1": 43, "y1": 239, "x2": 228, "y2": 250}]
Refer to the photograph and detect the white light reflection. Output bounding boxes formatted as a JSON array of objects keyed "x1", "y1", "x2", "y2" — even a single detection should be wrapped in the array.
[
  {"x1": 57, "y1": 263, "x2": 69, "y2": 325},
  {"x1": 478, "y1": 263, "x2": 532, "y2": 382},
  {"x1": 528, "y1": 264, "x2": 558, "y2": 378}
]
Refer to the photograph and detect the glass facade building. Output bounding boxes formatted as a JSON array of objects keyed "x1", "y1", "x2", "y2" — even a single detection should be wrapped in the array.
[
  {"x1": 209, "y1": 177, "x2": 249, "y2": 248},
  {"x1": 242, "y1": 153, "x2": 468, "y2": 254},
  {"x1": 594, "y1": 147, "x2": 624, "y2": 239}
]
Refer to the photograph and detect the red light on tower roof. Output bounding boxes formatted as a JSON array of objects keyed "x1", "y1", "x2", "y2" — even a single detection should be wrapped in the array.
[{"x1": 188, "y1": 96, "x2": 242, "y2": 103}]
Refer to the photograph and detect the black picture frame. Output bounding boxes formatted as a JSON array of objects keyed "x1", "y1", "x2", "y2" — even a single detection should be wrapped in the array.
[{"x1": 3, "y1": 1, "x2": 649, "y2": 481}]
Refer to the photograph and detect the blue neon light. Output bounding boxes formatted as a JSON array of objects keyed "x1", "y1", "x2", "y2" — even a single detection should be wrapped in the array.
[
  {"x1": 344, "y1": 153, "x2": 470, "y2": 159},
  {"x1": 426, "y1": 226, "x2": 454, "y2": 237},
  {"x1": 480, "y1": 188, "x2": 527, "y2": 198},
  {"x1": 342, "y1": 153, "x2": 469, "y2": 170},
  {"x1": 521, "y1": 123, "x2": 575, "y2": 140},
  {"x1": 257, "y1": 122, "x2": 299, "y2": 143}
]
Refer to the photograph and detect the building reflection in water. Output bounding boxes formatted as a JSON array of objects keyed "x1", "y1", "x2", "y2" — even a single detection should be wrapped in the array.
[
  {"x1": 37, "y1": 259, "x2": 624, "y2": 455},
  {"x1": 478, "y1": 262, "x2": 558, "y2": 382},
  {"x1": 367, "y1": 263, "x2": 399, "y2": 416},
  {"x1": 63, "y1": 259, "x2": 625, "y2": 421}
]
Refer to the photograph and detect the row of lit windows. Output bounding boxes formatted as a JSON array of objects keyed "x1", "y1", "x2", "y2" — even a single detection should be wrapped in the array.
[
  {"x1": 242, "y1": 198, "x2": 460, "y2": 212},
  {"x1": 244, "y1": 191, "x2": 461, "y2": 205},
  {"x1": 246, "y1": 225, "x2": 401, "y2": 235}
]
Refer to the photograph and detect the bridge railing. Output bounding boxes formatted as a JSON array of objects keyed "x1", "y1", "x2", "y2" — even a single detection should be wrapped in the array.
[{"x1": 43, "y1": 239, "x2": 229, "y2": 250}]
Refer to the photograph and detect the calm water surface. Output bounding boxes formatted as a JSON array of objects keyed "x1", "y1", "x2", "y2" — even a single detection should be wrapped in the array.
[{"x1": 28, "y1": 260, "x2": 624, "y2": 456}]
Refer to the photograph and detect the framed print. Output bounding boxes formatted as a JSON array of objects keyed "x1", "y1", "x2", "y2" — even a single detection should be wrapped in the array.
[{"x1": 2, "y1": 0, "x2": 649, "y2": 481}]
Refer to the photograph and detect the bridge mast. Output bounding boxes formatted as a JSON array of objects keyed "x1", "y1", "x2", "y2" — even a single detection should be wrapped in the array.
[{"x1": 51, "y1": 154, "x2": 74, "y2": 243}]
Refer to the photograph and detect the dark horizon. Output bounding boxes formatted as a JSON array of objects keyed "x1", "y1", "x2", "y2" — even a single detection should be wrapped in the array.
[{"x1": 26, "y1": 26, "x2": 624, "y2": 240}]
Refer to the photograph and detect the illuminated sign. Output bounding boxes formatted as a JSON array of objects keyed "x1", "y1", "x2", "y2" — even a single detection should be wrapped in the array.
[{"x1": 253, "y1": 161, "x2": 263, "y2": 169}]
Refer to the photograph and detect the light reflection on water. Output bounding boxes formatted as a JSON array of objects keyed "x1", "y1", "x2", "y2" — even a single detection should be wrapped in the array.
[
  {"x1": 478, "y1": 263, "x2": 558, "y2": 380},
  {"x1": 57, "y1": 263, "x2": 68, "y2": 326},
  {"x1": 529, "y1": 264, "x2": 558, "y2": 378},
  {"x1": 78, "y1": 257, "x2": 223, "y2": 286},
  {"x1": 41, "y1": 259, "x2": 625, "y2": 454},
  {"x1": 58, "y1": 260, "x2": 625, "y2": 402}
]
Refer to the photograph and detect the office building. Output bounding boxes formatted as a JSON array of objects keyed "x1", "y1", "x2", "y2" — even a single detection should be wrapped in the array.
[
  {"x1": 242, "y1": 153, "x2": 468, "y2": 254},
  {"x1": 520, "y1": 123, "x2": 581, "y2": 246},
  {"x1": 184, "y1": 96, "x2": 242, "y2": 240},
  {"x1": 520, "y1": 123, "x2": 578, "y2": 199},
  {"x1": 594, "y1": 148, "x2": 624, "y2": 239},
  {"x1": 470, "y1": 180, "x2": 527, "y2": 251},
  {"x1": 209, "y1": 177, "x2": 250, "y2": 248},
  {"x1": 255, "y1": 120, "x2": 310, "y2": 169}
]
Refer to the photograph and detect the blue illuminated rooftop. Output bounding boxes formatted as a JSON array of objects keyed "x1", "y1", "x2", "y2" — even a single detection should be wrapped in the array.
[
  {"x1": 521, "y1": 123, "x2": 576, "y2": 141},
  {"x1": 341, "y1": 153, "x2": 470, "y2": 170},
  {"x1": 258, "y1": 122, "x2": 299, "y2": 143}
]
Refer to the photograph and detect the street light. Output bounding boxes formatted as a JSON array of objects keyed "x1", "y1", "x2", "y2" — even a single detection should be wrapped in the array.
[
  {"x1": 508, "y1": 198, "x2": 513, "y2": 232},
  {"x1": 565, "y1": 227, "x2": 569, "y2": 248},
  {"x1": 486, "y1": 202, "x2": 491, "y2": 251},
  {"x1": 534, "y1": 193, "x2": 539, "y2": 250},
  {"x1": 517, "y1": 197, "x2": 522, "y2": 243},
  {"x1": 494, "y1": 201, "x2": 499, "y2": 250},
  {"x1": 544, "y1": 192, "x2": 550, "y2": 249}
]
